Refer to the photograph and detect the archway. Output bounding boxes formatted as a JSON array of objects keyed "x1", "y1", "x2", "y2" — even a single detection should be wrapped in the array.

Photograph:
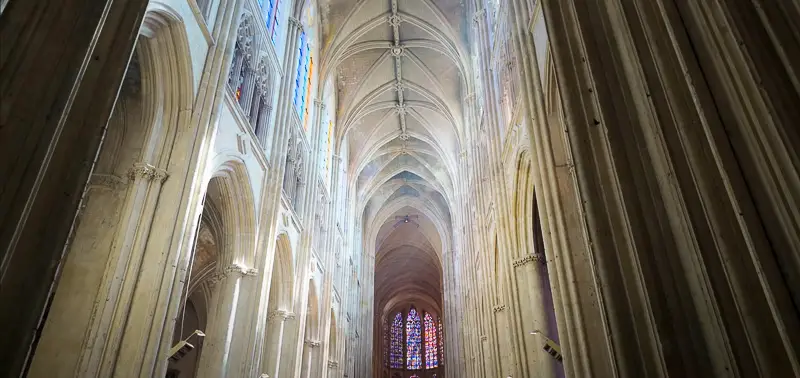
[
  {"x1": 261, "y1": 233, "x2": 295, "y2": 378},
  {"x1": 27, "y1": 9, "x2": 194, "y2": 375}
]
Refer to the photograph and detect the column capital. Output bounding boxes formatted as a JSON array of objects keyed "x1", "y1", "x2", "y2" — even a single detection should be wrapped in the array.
[
  {"x1": 288, "y1": 17, "x2": 304, "y2": 32},
  {"x1": 127, "y1": 162, "x2": 169, "y2": 182},
  {"x1": 472, "y1": 9, "x2": 485, "y2": 26},
  {"x1": 516, "y1": 253, "x2": 545, "y2": 267},
  {"x1": 210, "y1": 264, "x2": 258, "y2": 285}
]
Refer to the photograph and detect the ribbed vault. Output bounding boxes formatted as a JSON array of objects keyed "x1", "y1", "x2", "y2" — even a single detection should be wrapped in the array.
[{"x1": 319, "y1": 0, "x2": 467, "y2": 373}]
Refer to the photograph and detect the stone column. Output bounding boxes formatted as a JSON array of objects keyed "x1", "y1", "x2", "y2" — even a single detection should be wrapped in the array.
[
  {"x1": 301, "y1": 339, "x2": 320, "y2": 378},
  {"x1": 196, "y1": 264, "x2": 258, "y2": 378},
  {"x1": 539, "y1": 0, "x2": 800, "y2": 376},
  {"x1": 263, "y1": 311, "x2": 294, "y2": 378},
  {"x1": 512, "y1": 253, "x2": 556, "y2": 377},
  {"x1": 0, "y1": 0, "x2": 147, "y2": 374}
]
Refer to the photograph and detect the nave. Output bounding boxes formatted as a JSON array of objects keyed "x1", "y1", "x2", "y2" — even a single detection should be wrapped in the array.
[{"x1": 1, "y1": 0, "x2": 799, "y2": 377}]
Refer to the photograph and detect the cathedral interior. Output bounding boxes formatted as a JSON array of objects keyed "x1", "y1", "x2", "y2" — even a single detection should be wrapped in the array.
[{"x1": 1, "y1": 0, "x2": 799, "y2": 377}]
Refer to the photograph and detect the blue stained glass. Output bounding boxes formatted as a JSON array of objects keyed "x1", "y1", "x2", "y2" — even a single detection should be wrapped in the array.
[
  {"x1": 406, "y1": 308, "x2": 422, "y2": 369},
  {"x1": 390, "y1": 313, "x2": 404, "y2": 368}
]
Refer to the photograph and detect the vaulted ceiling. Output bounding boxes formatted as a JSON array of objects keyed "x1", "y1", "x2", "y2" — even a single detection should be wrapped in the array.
[{"x1": 319, "y1": 0, "x2": 469, "y2": 318}]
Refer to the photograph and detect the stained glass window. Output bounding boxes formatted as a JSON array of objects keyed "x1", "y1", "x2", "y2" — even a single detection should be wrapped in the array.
[
  {"x1": 261, "y1": 0, "x2": 281, "y2": 44},
  {"x1": 424, "y1": 313, "x2": 438, "y2": 369},
  {"x1": 406, "y1": 308, "x2": 422, "y2": 369},
  {"x1": 390, "y1": 313, "x2": 404, "y2": 369}
]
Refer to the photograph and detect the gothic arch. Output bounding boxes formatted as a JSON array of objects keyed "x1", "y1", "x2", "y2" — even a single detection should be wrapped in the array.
[
  {"x1": 206, "y1": 159, "x2": 258, "y2": 267},
  {"x1": 27, "y1": 7, "x2": 197, "y2": 376}
]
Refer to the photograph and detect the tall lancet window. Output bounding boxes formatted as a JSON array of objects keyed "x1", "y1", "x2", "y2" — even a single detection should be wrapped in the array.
[
  {"x1": 406, "y1": 308, "x2": 422, "y2": 369},
  {"x1": 389, "y1": 313, "x2": 404, "y2": 369},
  {"x1": 424, "y1": 312, "x2": 438, "y2": 368}
]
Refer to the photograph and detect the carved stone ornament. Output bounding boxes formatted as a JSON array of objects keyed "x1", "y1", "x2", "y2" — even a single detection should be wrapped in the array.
[
  {"x1": 387, "y1": 14, "x2": 402, "y2": 27},
  {"x1": 394, "y1": 103, "x2": 408, "y2": 115},
  {"x1": 472, "y1": 9, "x2": 486, "y2": 25},
  {"x1": 480, "y1": 335, "x2": 488, "y2": 341},
  {"x1": 328, "y1": 360, "x2": 339, "y2": 368},
  {"x1": 288, "y1": 17, "x2": 304, "y2": 32},
  {"x1": 127, "y1": 162, "x2": 169, "y2": 183},
  {"x1": 304, "y1": 339, "x2": 321, "y2": 348},
  {"x1": 390, "y1": 44, "x2": 405, "y2": 57},
  {"x1": 493, "y1": 304, "x2": 506, "y2": 313},
  {"x1": 513, "y1": 253, "x2": 543, "y2": 268},
  {"x1": 394, "y1": 80, "x2": 405, "y2": 93},
  {"x1": 267, "y1": 309, "x2": 287, "y2": 322}
]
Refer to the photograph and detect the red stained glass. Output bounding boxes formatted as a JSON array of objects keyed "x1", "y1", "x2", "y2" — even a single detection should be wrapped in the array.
[{"x1": 424, "y1": 313, "x2": 438, "y2": 369}]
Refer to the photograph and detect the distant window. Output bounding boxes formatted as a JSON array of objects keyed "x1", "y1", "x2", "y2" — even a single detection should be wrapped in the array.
[
  {"x1": 424, "y1": 312, "x2": 438, "y2": 369},
  {"x1": 390, "y1": 312, "x2": 404, "y2": 369},
  {"x1": 406, "y1": 308, "x2": 422, "y2": 369}
]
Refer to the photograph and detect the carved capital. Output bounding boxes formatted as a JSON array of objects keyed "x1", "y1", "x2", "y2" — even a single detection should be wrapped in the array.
[
  {"x1": 268, "y1": 309, "x2": 287, "y2": 322},
  {"x1": 127, "y1": 162, "x2": 169, "y2": 182},
  {"x1": 224, "y1": 264, "x2": 259, "y2": 277},
  {"x1": 513, "y1": 253, "x2": 543, "y2": 267},
  {"x1": 288, "y1": 17, "x2": 303, "y2": 32},
  {"x1": 473, "y1": 9, "x2": 486, "y2": 25}
]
